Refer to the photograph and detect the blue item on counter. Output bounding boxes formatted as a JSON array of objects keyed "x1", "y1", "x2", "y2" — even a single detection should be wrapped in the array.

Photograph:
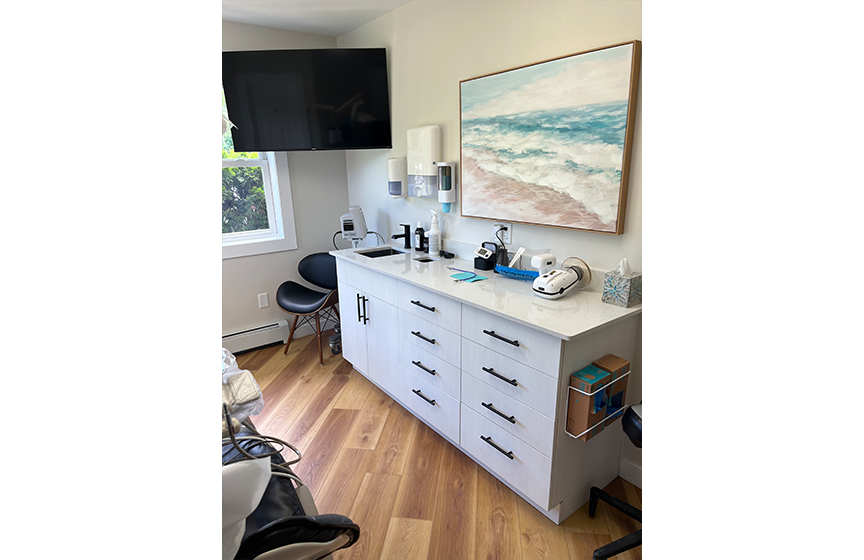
[{"x1": 495, "y1": 265, "x2": 539, "y2": 281}]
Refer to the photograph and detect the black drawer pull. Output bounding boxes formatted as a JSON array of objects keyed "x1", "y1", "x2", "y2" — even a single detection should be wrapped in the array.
[
  {"x1": 362, "y1": 296, "x2": 369, "y2": 324},
  {"x1": 411, "y1": 331, "x2": 436, "y2": 345},
  {"x1": 411, "y1": 360, "x2": 437, "y2": 376},
  {"x1": 482, "y1": 402, "x2": 516, "y2": 424},
  {"x1": 482, "y1": 366, "x2": 518, "y2": 387},
  {"x1": 412, "y1": 389, "x2": 436, "y2": 406},
  {"x1": 410, "y1": 300, "x2": 436, "y2": 312},
  {"x1": 480, "y1": 435, "x2": 514, "y2": 460},
  {"x1": 483, "y1": 330, "x2": 520, "y2": 347},
  {"x1": 356, "y1": 293, "x2": 363, "y2": 323}
]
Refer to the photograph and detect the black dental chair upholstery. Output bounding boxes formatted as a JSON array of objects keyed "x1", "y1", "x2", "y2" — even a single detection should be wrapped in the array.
[
  {"x1": 589, "y1": 404, "x2": 642, "y2": 559},
  {"x1": 276, "y1": 253, "x2": 339, "y2": 366},
  {"x1": 223, "y1": 425, "x2": 360, "y2": 560}
]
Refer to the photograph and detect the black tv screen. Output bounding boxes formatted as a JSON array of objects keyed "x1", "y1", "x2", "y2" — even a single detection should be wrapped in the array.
[{"x1": 222, "y1": 48, "x2": 392, "y2": 152}]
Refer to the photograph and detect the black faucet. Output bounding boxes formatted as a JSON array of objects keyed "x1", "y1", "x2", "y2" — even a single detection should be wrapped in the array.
[{"x1": 392, "y1": 223, "x2": 412, "y2": 249}]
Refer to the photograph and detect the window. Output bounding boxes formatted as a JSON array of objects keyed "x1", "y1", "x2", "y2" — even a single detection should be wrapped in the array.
[{"x1": 222, "y1": 91, "x2": 297, "y2": 259}]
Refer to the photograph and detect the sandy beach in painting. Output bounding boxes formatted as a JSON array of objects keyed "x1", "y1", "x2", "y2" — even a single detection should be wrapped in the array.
[{"x1": 461, "y1": 149, "x2": 612, "y2": 232}]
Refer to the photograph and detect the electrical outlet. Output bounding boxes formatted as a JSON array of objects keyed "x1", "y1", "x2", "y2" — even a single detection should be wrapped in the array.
[
  {"x1": 258, "y1": 293, "x2": 269, "y2": 309},
  {"x1": 493, "y1": 222, "x2": 512, "y2": 245}
]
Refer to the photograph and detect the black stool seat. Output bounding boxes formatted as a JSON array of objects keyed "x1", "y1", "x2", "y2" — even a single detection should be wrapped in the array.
[
  {"x1": 622, "y1": 404, "x2": 641, "y2": 448},
  {"x1": 276, "y1": 282, "x2": 330, "y2": 315}
]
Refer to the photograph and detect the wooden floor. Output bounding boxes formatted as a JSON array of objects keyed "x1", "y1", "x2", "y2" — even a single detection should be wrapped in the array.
[{"x1": 236, "y1": 332, "x2": 642, "y2": 560}]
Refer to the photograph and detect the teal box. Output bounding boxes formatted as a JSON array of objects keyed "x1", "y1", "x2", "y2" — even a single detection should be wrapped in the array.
[{"x1": 602, "y1": 270, "x2": 642, "y2": 308}]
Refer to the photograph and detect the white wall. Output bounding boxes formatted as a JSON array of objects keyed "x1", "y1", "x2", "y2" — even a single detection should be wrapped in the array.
[
  {"x1": 222, "y1": 21, "x2": 350, "y2": 337},
  {"x1": 337, "y1": 0, "x2": 642, "y2": 477},
  {"x1": 337, "y1": 0, "x2": 641, "y2": 272}
]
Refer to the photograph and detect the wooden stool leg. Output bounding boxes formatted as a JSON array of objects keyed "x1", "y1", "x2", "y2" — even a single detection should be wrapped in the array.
[
  {"x1": 315, "y1": 313, "x2": 323, "y2": 365},
  {"x1": 283, "y1": 315, "x2": 299, "y2": 355}
]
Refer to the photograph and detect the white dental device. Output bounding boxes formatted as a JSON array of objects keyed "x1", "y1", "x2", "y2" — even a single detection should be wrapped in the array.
[
  {"x1": 531, "y1": 257, "x2": 592, "y2": 300},
  {"x1": 340, "y1": 205, "x2": 368, "y2": 247}
]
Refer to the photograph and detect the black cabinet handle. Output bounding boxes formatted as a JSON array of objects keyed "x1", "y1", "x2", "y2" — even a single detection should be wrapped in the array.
[
  {"x1": 482, "y1": 366, "x2": 518, "y2": 387},
  {"x1": 362, "y1": 296, "x2": 369, "y2": 324},
  {"x1": 482, "y1": 402, "x2": 516, "y2": 424},
  {"x1": 412, "y1": 389, "x2": 436, "y2": 406},
  {"x1": 483, "y1": 330, "x2": 519, "y2": 347},
  {"x1": 411, "y1": 360, "x2": 437, "y2": 376},
  {"x1": 410, "y1": 300, "x2": 436, "y2": 312},
  {"x1": 356, "y1": 293, "x2": 363, "y2": 323},
  {"x1": 411, "y1": 331, "x2": 436, "y2": 345},
  {"x1": 480, "y1": 435, "x2": 514, "y2": 460}
]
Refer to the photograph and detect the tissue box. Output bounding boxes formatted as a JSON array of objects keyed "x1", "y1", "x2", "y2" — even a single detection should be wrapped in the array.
[
  {"x1": 592, "y1": 354, "x2": 630, "y2": 427},
  {"x1": 567, "y1": 365, "x2": 612, "y2": 442},
  {"x1": 602, "y1": 269, "x2": 642, "y2": 308}
]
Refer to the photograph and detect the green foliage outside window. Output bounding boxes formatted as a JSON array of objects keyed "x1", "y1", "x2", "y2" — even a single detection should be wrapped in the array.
[{"x1": 223, "y1": 90, "x2": 270, "y2": 234}]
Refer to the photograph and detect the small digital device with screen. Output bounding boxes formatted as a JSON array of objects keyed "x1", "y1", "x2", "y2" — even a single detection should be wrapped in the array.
[{"x1": 474, "y1": 246, "x2": 494, "y2": 260}]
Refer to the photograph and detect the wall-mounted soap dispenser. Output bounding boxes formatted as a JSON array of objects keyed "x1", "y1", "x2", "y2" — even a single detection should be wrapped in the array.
[
  {"x1": 436, "y1": 162, "x2": 457, "y2": 213},
  {"x1": 407, "y1": 125, "x2": 441, "y2": 198},
  {"x1": 388, "y1": 157, "x2": 406, "y2": 198}
]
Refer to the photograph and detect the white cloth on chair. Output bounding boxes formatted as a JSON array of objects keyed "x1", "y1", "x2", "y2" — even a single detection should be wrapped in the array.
[{"x1": 222, "y1": 457, "x2": 271, "y2": 560}]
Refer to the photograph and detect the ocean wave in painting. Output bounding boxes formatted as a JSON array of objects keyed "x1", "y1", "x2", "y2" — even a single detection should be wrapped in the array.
[{"x1": 461, "y1": 101, "x2": 629, "y2": 231}]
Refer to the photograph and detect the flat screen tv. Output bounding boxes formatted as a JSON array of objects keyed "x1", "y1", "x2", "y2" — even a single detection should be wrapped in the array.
[{"x1": 222, "y1": 48, "x2": 392, "y2": 152}]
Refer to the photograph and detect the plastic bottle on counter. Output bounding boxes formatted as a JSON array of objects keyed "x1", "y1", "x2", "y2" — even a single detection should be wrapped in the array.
[
  {"x1": 427, "y1": 210, "x2": 441, "y2": 255},
  {"x1": 414, "y1": 221, "x2": 426, "y2": 253}
]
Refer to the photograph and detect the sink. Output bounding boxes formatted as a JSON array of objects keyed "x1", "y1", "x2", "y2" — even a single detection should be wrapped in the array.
[{"x1": 356, "y1": 247, "x2": 405, "y2": 258}]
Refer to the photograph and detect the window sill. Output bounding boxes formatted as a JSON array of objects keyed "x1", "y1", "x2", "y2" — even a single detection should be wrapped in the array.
[{"x1": 222, "y1": 233, "x2": 297, "y2": 260}]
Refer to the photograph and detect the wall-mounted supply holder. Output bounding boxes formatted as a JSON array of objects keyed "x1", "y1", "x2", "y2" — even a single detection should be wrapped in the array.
[
  {"x1": 407, "y1": 125, "x2": 441, "y2": 198},
  {"x1": 436, "y1": 161, "x2": 457, "y2": 212},
  {"x1": 565, "y1": 354, "x2": 630, "y2": 442},
  {"x1": 388, "y1": 157, "x2": 407, "y2": 198}
]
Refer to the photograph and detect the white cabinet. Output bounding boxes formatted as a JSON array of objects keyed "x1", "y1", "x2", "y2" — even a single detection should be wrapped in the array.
[
  {"x1": 333, "y1": 253, "x2": 640, "y2": 526},
  {"x1": 336, "y1": 261, "x2": 399, "y2": 391}
]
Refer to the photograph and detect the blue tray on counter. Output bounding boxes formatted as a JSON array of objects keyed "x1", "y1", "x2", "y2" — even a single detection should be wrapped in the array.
[{"x1": 495, "y1": 265, "x2": 539, "y2": 281}]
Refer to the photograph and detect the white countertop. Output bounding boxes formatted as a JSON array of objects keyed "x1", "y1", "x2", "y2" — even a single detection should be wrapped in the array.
[{"x1": 330, "y1": 245, "x2": 642, "y2": 341}]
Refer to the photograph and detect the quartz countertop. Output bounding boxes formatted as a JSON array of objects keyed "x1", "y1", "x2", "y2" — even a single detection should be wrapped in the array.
[{"x1": 330, "y1": 245, "x2": 641, "y2": 341}]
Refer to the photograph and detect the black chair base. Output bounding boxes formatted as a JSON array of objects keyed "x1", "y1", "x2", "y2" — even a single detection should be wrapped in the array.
[{"x1": 588, "y1": 486, "x2": 642, "y2": 559}]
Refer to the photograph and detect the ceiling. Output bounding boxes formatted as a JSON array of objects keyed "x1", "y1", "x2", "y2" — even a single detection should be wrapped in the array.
[{"x1": 222, "y1": 0, "x2": 414, "y2": 37}]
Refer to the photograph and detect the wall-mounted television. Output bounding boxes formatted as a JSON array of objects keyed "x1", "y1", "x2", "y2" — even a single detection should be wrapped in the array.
[{"x1": 222, "y1": 48, "x2": 392, "y2": 152}]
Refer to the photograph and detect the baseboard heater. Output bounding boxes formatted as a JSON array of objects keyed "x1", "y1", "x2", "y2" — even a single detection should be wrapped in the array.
[{"x1": 222, "y1": 320, "x2": 289, "y2": 354}]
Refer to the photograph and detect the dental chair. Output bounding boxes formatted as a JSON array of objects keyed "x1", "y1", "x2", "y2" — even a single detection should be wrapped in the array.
[
  {"x1": 222, "y1": 349, "x2": 359, "y2": 560},
  {"x1": 222, "y1": 415, "x2": 360, "y2": 560},
  {"x1": 588, "y1": 404, "x2": 642, "y2": 559}
]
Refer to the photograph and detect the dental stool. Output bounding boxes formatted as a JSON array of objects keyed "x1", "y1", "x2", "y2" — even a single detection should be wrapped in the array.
[
  {"x1": 276, "y1": 253, "x2": 340, "y2": 366},
  {"x1": 588, "y1": 404, "x2": 642, "y2": 559}
]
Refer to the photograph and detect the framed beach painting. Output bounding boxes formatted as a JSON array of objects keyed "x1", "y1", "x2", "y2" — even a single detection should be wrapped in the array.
[{"x1": 460, "y1": 40, "x2": 641, "y2": 235}]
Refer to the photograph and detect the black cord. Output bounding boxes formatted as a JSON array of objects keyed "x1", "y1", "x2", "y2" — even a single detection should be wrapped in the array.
[
  {"x1": 333, "y1": 231, "x2": 342, "y2": 249},
  {"x1": 495, "y1": 227, "x2": 507, "y2": 248}
]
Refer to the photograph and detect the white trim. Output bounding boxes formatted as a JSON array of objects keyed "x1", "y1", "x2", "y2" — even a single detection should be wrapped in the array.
[
  {"x1": 618, "y1": 456, "x2": 642, "y2": 488},
  {"x1": 222, "y1": 152, "x2": 298, "y2": 260}
]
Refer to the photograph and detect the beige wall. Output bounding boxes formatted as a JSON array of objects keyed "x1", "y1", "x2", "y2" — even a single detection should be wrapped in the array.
[
  {"x1": 222, "y1": 21, "x2": 349, "y2": 337},
  {"x1": 337, "y1": 0, "x2": 642, "y2": 476}
]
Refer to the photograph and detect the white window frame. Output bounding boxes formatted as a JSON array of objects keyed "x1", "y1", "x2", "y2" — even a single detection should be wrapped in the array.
[{"x1": 222, "y1": 151, "x2": 298, "y2": 259}]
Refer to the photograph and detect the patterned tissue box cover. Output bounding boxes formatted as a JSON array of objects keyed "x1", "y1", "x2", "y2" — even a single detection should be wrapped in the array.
[{"x1": 602, "y1": 270, "x2": 642, "y2": 307}]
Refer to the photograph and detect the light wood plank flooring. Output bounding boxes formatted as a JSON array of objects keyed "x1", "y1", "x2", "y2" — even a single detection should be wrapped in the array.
[{"x1": 236, "y1": 332, "x2": 642, "y2": 560}]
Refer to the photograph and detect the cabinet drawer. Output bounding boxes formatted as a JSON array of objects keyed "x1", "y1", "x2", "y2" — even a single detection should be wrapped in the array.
[
  {"x1": 461, "y1": 339, "x2": 558, "y2": 416},
  {"x1": 399, "y1": 339, "x2": 461, "y2": 400},
  {"x1": 399, "y1": 312, "x2": 461, "y2": 367},
  {"x1": 335, "y1": 260, "x2": 398, "y2": 306},
  {"x1": 397, "y1": 281, "x2": 461, "y2": 334},
  {"x1": 462, "y1": 305, "x2": 561, "y2": 376},
  {"x1": 461, "y1": 374, "x2": 554, "y2": 458},
  {"x1": 397, "y1": 366, "x2": 460, "y2": 444},
  {"x1": 460, "y1": 404, "x2": 552, "y2": 508}
]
